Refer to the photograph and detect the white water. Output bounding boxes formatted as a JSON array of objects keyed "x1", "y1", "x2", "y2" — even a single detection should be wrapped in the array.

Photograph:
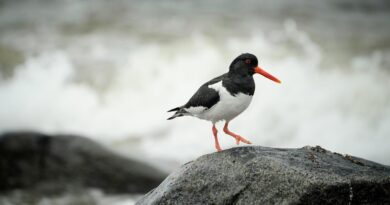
[{"x1": 0, "y1": 0, "x2": 389, "y2": 171}]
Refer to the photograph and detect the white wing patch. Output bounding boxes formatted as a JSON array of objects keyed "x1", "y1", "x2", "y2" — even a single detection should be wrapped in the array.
[
  {"x1": 208, "y1": 81, "x2": 223, "y2": 92},
  {"x1": 184, "y1": 106, "x2": 207, "y2": 115}
]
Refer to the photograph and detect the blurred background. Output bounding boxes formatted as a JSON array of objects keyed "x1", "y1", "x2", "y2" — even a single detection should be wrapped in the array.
[{"x1": 1, "y1": 0, "x2": 390, "y2": 204}]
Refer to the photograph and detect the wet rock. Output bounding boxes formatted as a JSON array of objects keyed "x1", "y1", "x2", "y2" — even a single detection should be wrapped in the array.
[
  {"x1": 137, "y1": 146, "x2": 390, "y2": 205},
  {"x1": 0, "y1": 131, "x2": 167, "y2": 194}
]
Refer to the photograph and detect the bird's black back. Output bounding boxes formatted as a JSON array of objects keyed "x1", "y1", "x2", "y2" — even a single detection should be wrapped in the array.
[{"x1": 183, "y1": 74, "x2": 224, "y2": 109}]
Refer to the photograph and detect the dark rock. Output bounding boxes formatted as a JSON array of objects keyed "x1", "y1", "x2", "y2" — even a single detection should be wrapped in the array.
[
  {"x1": 0, "y1": 131, "x2": 167, "y2": 194},
  {"x1": 137, "y1": 146, "x2": 390, "y2": 205}
]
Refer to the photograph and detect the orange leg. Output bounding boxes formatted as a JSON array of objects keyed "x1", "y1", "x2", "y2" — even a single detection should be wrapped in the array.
[
  {"x1": 223, "y1": 122, "x2": 252, "y2": 145},
  {"x1": 212, "y1": 124, "x2": 222, "y2": 152}
]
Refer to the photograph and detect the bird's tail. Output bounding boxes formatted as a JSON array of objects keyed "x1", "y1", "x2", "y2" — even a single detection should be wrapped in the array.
[{"x1": 167, "y1": 106, "x2": 188, "y2": 120}]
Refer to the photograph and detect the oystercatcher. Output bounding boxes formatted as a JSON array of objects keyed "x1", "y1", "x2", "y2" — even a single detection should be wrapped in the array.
[{"x1": 167, "y1": 53, "x2": 281, "y2": 152}]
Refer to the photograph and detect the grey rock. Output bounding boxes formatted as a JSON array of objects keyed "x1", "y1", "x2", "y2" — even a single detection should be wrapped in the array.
[
  {"x1": 0, "y1": 131, "x2": 167, "y2": 194},
  {"x1": 137, "y1": 146, "x2": 390, "y2": 205}
]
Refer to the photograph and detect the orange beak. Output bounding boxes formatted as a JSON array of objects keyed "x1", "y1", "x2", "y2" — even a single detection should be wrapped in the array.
[{"x1": 254, "y1": 66, "x2": 281, "y2": 84}]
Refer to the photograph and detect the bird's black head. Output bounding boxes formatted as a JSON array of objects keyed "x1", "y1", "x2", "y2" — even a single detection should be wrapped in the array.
[
  {"x1": 229, "y1": 53, "x2": 282, "y2": 83},
  {"x1": 229, "y1": 53, "x2": 259, "y2": 76}
]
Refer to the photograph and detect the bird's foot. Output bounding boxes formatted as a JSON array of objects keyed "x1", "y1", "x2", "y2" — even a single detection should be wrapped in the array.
[
  {"x1": 215, "y1": 145, "x2": 222, "y2": 152},
  {"x1": 223, "y1": 122, "x2": 252, "y2": 146},
  {"x1": 234, "y1": 136, "x2": 252, "y2": 145}
]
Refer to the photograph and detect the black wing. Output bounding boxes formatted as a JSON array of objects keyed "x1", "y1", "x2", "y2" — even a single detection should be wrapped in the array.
[
  {"x1": 183, "y1": 74, "x2": 225, "y2": 109},
  {"x1": 167, "y1": 74, "x2": 225, "y2": 120}
]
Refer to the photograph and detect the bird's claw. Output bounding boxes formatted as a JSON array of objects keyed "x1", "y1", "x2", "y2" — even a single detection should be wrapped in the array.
[{"x1": 235, "y1": 136, "x2": 252, "y2": 145}]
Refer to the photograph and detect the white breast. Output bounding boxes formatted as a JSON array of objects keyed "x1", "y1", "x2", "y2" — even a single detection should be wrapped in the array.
[{"x1": 195, "y1": 81, "x2": 253, "y2": 123}]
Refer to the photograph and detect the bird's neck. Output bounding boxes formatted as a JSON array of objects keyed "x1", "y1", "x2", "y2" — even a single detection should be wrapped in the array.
[{"x1": 223, "y1": 74, "x2": 255, "y2": 96}]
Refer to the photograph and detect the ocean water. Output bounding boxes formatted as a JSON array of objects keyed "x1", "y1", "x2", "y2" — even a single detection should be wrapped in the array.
[{"x1": 0, "y1": 0, "x2": 389, "y2": 173}]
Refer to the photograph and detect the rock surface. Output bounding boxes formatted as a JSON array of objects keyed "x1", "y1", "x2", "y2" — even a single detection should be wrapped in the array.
[
  {"x1": 137, "y1": 146, "x2": 390, "y2": 205},
  {"x1": 0, "y1": 131, "x2": 167, "y2": 194}
]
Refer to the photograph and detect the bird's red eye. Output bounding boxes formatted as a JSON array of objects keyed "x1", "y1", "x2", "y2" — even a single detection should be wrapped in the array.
[{"x1": 245, "y1": 59, "x2": 251, "y2": 64}]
